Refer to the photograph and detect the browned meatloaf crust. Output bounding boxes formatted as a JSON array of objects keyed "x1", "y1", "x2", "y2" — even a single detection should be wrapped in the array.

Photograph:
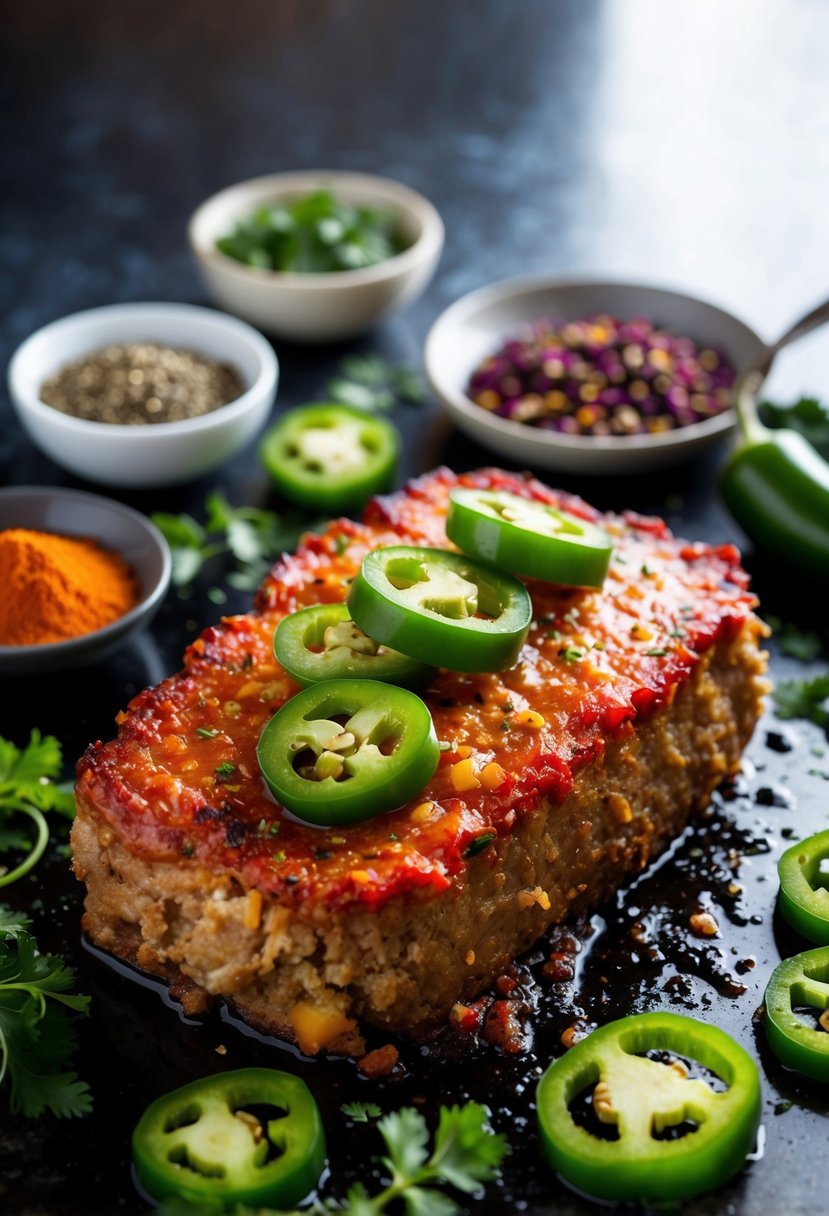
[{"x1": 72, "y1": 468, "x2": 768, "y2": 1054}]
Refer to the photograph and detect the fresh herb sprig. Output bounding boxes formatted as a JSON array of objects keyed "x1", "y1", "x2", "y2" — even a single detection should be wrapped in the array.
[
  {"x1": 0, "y1": 906, "x2": 91, "y2": 1118},
  {"x1": 152, "y1": 492, "x2": 320, "y2": 593},
  {"x1": 159, "y1": 1101, "x2": 508, "y2": 1215},
  {"x1": 341, "y1": 1099, "x2": 382, "y2": 1123},
  {"x1": 0, "y1": 732, "x2": 75, "y2": 889},
  {"x1": 774, "y1": 674, "x2": 829, "y2": 729},
  {"x1": 327, "y1": 354, "x2": 426, "y2": 413},
  {"x1": 764, "y1": 614, "x2": 824, "y2": 662}
]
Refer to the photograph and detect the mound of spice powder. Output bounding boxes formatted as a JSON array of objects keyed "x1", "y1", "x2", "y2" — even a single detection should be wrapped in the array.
[
  {"x1": 467, "y1": 315, "x2": 736, "y2": 436},
  {"x1": 0, "y1": 529, "x2": 139, "y2": 646},
  {"x1": 40, "y1": 342, "x2": 244, "y2": 425}
]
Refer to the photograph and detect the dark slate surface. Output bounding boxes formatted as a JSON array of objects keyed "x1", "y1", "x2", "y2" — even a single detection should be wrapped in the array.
[{"x1": 1, "y1": 2, "x2": 829, "y2": 1213}]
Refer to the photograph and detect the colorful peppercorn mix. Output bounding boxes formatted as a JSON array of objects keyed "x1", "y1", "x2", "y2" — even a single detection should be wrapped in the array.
[{"x1": 467, "y1": 315, "x2": 736, "y2": 436}]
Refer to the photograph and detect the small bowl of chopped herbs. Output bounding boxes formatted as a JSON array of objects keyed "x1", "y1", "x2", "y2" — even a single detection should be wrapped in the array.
[
  {"x1": 425, "y1": 276, "x2": 765, "y2": 474},
  {"x1": 8, "y1": 302, "x2": 278, "y2": 488},
  {"x1": 188, "y1": 171, "x2": 444, "y2": 341}
]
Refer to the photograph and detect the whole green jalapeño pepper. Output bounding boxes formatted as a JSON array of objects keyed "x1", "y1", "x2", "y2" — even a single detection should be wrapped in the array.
[
  {"x1": 131, "y1": 1067, "x2": 325, "y2": 1208},
  {"x1": 765, "y1": 946, "x2": 829, "y2": 1082},
  {"x1": 720, "y1": 370, "x2": 829, "y2": 579},
  {"x1": 778, "y1": 829, "x2": 829, "y2": 944},
  {"x1": 536, "y1": 1012, "x2": 761, "y2": 1204},
  {"x1": 347, "y1": 545, "x2": 532, "y2": 672},
  {"x1": 274, "y1": 602, "x2": 433, "y2": 687},
  {"x1": 257, "y1": 678, "x2": 439, "y2": 825}
]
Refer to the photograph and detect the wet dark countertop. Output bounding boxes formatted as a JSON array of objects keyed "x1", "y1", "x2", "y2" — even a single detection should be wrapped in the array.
[{"x1": 2, "y1": 3, "x2": 829, "y2": 1214}]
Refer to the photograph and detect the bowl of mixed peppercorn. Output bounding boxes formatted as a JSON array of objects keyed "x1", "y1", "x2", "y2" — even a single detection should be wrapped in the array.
[
  {"x1": 189, "y1": 171, "x2": 444, "y2": 341},
  {"x1": 425, "y1": 276, "x2": 765, "y2": 473},
  {"x1": 7, "y1": 302, "x2": 278, "y2": 488}
]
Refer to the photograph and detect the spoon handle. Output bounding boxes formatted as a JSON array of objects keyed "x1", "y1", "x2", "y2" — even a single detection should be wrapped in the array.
[{"x1": 752, "y1": 293, "x2": 829, "y2": 379}]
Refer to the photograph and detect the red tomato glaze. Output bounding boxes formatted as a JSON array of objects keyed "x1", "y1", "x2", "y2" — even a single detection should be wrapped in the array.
[{"x1": 76, "y1": 468, "x2": 758, "y2": 911}]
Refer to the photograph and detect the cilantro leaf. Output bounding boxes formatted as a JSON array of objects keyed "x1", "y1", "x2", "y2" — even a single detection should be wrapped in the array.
[
  {"x1": 764, "y1": 614, "x2": 824, "y2": 662},
  {"x1": 336, "y1": 1184, "x2": 377, "y2": 1215},
  {"x1": 379, "y1": 1105, "x2": 431, "y2": 1177},
  {"x1": 327, "y1": 355, "x2": 426, "y2": 413},
  {"x1": 341, "y1": 1100, "x2": 382, "y2": 1122},
  {"x1": 370, "y1": 1102, "x2": 508, "y2": 1213},
  {"x1": 0, "y1": 909, "x2": 91, "y2": 1117},
  {"x1": 151, "y1": 511, "x2": 206, "y2": 551},
  {"x1": 152, "y1": 499, "x2": 320, "y2": 593},
  {"x1": 401, "y1": 1188, "x2": 460, "y2": 1216},
  {"x1": 429, "y1": 1104, "x2": 509, "y2": 1192},
  {"x1": 774, "y1": 674, "x2": 829, "y2": 727},
  {"x1": 0, "y1": 906, "x2": 30, "y2": 937},
  {"x1": 0, "y1": 732, "x2": 76, "y2": 889}
]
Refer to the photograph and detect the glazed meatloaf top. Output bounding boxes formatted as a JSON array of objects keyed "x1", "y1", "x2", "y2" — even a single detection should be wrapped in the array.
[{"x1": 76, "y1": 468, "x2": 759, "y2": 911}]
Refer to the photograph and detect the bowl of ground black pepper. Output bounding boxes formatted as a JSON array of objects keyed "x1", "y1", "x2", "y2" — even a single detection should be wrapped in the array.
[
  {"x1": 8, "y1": 303, "x2": 278, "y2": 488},
  {"x1": 0, "y1": 486, "x2": 171, "y2": 674}
]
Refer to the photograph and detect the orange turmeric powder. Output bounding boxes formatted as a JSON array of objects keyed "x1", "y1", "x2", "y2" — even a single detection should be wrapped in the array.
[{"x1": 0, "y1": 528, "x2": 139, "y2": 646}]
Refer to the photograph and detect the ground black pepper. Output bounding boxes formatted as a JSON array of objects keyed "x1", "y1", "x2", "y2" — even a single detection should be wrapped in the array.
[{"x1": 40, "y1": 342, "x2": 245, "y2": 424}]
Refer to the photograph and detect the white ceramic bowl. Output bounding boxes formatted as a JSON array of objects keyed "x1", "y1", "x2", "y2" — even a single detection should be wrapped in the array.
[
  {"x1": 425, "y1": 276, "x2": 766, "y2": 474},
  {"x1": 8, "y1": 302, "x2": 278, "y2": 488},
  {"x1": 0, "y1": 486, "x2": 171, "y2": 674},
  {"x1": 188, "y1": 170, "x2": 444, "y2": 341}
]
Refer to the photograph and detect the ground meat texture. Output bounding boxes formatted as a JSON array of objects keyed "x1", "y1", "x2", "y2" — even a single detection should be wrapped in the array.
[{"x1": 72, "y1": 468, "x2": 768, "y2": 1052}]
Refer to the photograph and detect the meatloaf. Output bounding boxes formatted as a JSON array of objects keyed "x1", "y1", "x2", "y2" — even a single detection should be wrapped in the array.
[{"x1": 72, "y1": 468, "x2": 768, "y2": 1054}]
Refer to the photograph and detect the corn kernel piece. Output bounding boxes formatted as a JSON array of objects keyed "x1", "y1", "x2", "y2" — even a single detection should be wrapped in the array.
[
  {"x1": 465, "y1": 950, "x2": 476, "y2": 965},
  {"x1": 689, "y1": 910, "x2": 719, "y2": 938},
  {"x1": 455, "y1": 744, "x2": 473, "y2": 759},
  {"x1": 237, "y1": 680, "x2": 263, "y2": 699},
  {"x1": 410, "y1": 801, "x2": 436, "y2": 824},
  {"x1": 288, "y1": 1001, "x2": 357, "y2": 1055},
  {"x1": 607, "y1": 793, "x2": 633, "y2": 824},
  {"x1": 244, "y1": 889, "x2": 263, "y2": 931},
  {"x1": 480, "y1": 761, "x2": 507, "y2": 790},
  {"x1": 514, "y1": 709, "x2": 545, "y2": 729},
  {"x1": 450, "y1": 757, "x2": 481, "y2": 793},
  {"x1": 517, "y1": 886, "x2": 551, "y2": 910}
]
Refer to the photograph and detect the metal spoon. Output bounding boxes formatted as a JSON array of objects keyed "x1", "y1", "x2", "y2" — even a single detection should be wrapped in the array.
[{"x1": 738, "y1": 292, "x2": 829, "y2": 424}]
